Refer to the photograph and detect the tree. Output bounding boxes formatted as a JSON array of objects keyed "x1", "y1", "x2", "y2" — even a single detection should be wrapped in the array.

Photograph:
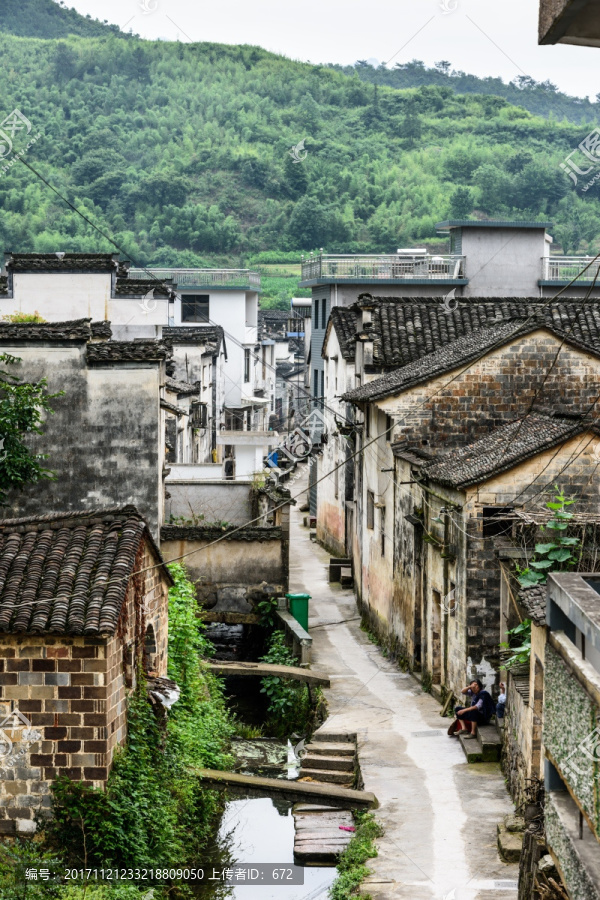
[
  {"x1": 283, "y1": 154, "x2": 308, "y2": 199},
  {"x1": 449, "y1": 186, "x2": 474, "y2": 219},
  {"x1": 401, "y1": 99, "x2": 423, "y2": 148},
  {"x1": 0, "y1": 354, "x2": 62, "y2": 505}
]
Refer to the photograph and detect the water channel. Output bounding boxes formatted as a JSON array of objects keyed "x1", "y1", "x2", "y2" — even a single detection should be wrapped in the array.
[{"x1": 195, "y1": 625, "x2": 339, "y2": 900}]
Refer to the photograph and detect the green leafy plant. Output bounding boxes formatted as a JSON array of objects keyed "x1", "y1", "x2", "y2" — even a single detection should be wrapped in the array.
[
  {"x1": 259, "y1": 630, "x2": 309, "y2": 735},
  {"x1": 2, "y1": 311, "x2": 47, "y2": 323},
  {"x1": 500, "y1": 619, "x2": 532, "y2": 670},
  {"x1": 329, "y1": 811, "x2": 383, "y2": 900},
  {"x1": 0, "y1": 353, "x2": 63, "y2": 504},
  {"x1": 39, "y1": 564, "x2": 233, "y2": 877},
  {"x1": 256, "y1": 596, "x2": 279, "y2": 628},
  {"x1": 516, "y1": 487, "x2": 580, "y2": 588}
]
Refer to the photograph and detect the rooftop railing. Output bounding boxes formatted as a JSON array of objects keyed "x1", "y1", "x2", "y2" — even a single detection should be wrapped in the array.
[
  {"x1": 301, "y1": 253, "x2": 466, "y2": 282},
  {"x1": 542, "y1": 256, "x2": 600, "y2": 282},
  {"x1": 128, "y1": 268, "x2": 261, "y2": 290}
]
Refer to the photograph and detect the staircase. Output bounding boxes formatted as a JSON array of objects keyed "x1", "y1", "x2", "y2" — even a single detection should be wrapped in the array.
[
  {"x1": 294, "y1": 730, "x2": 358, "y2": 865},
  {"x1": 298, "y1": 731, "x2": 357, "y2": 789},
  {"x1": 458, "y1": 723, "x2": 503, "y2": 763}
]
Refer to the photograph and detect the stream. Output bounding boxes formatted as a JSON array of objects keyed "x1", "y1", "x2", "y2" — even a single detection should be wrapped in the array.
[{"x1": 198, "y1": 625, "x2": 340, "y2": 900}]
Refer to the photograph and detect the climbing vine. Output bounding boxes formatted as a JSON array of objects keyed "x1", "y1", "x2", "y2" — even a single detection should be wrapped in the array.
[
  {"x1": 36, "y1": 564, "x2": 233, "y2": 892},
  {"x1": 516, "y1": 487, "x2": 580, "y2": 588}
]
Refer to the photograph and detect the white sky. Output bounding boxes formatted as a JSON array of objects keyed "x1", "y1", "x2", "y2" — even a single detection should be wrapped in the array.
[{"x1": 66, "y1": 0, "x2": 600, "y2": 101}]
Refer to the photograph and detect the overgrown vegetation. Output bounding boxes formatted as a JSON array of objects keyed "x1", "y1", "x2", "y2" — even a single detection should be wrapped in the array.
[
  {"x1": 516, "y1": 488, "x2": 580, "y2": 587},
  {"x1": 328, "y1": 811, "x2": 383, "y2": 900},
  {"x1": 259, "y1": 630, "x2": 310, "y2": 736},
  {"x1": 501, "y1": 619, "x2": 532, "y2": 671},
  {"x1": 32, "y1": 564, "x2": 233, "y2": 893},
  {"x1": 0, "y1": 352, "x2": 62, "y2": 504},
  {"x1": 2, "y1": 311, "x2": 46, "y2": 323}
]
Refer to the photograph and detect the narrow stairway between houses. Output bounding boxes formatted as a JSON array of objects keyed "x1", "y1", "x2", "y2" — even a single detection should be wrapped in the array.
[{"x1": 289, "y1": 475, "x2": 519, "y2": 900}]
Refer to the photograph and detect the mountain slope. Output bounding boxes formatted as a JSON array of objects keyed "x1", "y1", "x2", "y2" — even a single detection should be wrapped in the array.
[
  {"x1": 0, "y1": 27, "x2": 597, "y2": 301},
  {"x1": 0, "y1": 0, "x2": 127, "y2": 38}
]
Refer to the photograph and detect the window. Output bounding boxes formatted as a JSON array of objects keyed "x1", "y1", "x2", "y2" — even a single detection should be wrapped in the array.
[
  {"x1": 385, "y1": 415, "x2": 393, "y2": 441},
  {"x1": 314, "y1": 368, "x2": 319, "y2": 397},
  {"x1": 367, "y1": 490, "x2": 375, "y2": 530},
  {"x1": 320, "y1": 370, "x2": 325, "y2": 406},
  {"x1": 244, "y1": 348, "x2": 251, "y2": 383},
  {"x1": 321, "y1": 298, "x2": 327, "y2": 330},
  {"x1": 380, "y1": 506, "x2": 386, "y2": 556},
  {"x1": 181, "y1": 294, "x2": 209, "y2": 323},
  {"x1": 482, "y1": 507, "x2": 514, "y2": 538},
  {"x1": 365, "y1": 406, "x2": 371, "y2": 438},
  {"x1": 314, "y1": 299, "x2": 319, "y2": 326}
]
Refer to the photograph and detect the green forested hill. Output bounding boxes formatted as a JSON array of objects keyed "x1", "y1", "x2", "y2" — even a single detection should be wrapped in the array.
[
  {"x1": 0, "y1": 26, "x2": 599, "y2": 306},
  {"x1": 0, "y1": 0, "x2": 127, "y2": 38}
]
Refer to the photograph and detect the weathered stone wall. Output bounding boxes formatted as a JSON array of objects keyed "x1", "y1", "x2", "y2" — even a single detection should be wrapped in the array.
[
  {"x1": 165, "y1": 480, "x2": 252, "y2": 525},
  {"x1": 545, "y1": 793, "x2": 600, "y2": 900},
  {"x1": 544, "y1": 643, "x2": 600, "y2": 835},
  {"x1": 160, "y1": 526, "x2": 287, "y2": 617},
  {"x1": 0, "y1": 342, "x2": 164, "y2": 536},
  {"x1": 378, "y1": 330, "x2": 600, "y2": 454}
]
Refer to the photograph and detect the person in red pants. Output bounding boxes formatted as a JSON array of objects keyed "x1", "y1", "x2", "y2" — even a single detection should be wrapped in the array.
[{"x1": 447, "y1": 679, "x2": 495, "y2": 737}]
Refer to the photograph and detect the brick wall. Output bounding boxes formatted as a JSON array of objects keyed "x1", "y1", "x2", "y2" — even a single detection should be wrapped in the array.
[
  {"x1": 379, "y1": 331, "x2": 600, "y2": 449},
  {"x1": 0, "y1": 540, "x2": 169, "y2": 834}
]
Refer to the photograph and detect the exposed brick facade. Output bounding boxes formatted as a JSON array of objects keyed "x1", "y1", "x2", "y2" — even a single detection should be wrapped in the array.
[{"x1": 0, "y1": 539, "x2": 169, "y2": 834}]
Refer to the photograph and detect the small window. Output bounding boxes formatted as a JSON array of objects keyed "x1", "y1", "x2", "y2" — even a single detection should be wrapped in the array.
[
  {"x1": 321, "y1": 298, "x2": 327, "y2": 330},
  {"x1": 385, "y1": 415, "x2": 393, "y2": 441},
  {"x1": 314, "y1": 299, "x2": 319, "y2": 326},
  {"x1": 365, "y1": 406, "x2": 371, "y2": 439},
  {"x1": 367, "y1": 490, "x2": 375, "y2": 530},
  {"x1": 482, "y1": 507, "x2": 514, "y2": 538},
  {"x1": 181, "y1": 294, "x2": 209, "y2": 323},
  {"x1": 144, "y1": 624, "x2": 158, "y2": 673},
  {"x1": 244, "y1": 349, "x2": 251, "y2": 383},
  {"x1": 314, "y1": 368, "x2": 319, "y2": 397},
  {"x1": 380, "y1": 506, "x2": 386, "y2": 556}
]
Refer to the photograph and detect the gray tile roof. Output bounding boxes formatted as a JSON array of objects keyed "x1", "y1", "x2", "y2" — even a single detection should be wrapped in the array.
[
  {"x1": 0, "y1": 319, "x2": 93, "y2": 342},
  {"x1": 87, "y1": 341, "x2": 169, "y2": 363},
  {"x1": 328, "y1": 307, "x2": 356, "y2": 361},
  {"x1": 0, "y1": 506, "x2": 171, "y2": 635},
  {"x1": 6, "y1": 253, "x2": 118, "y2": 273},
  {"x1": 114, "y1": 279, "x2": 172, "y2": 298},
  {"x1": 344, "y1": 320, "x2": 530, "y2": 402},
  {"x1": 165, "y1": 376, "x2": 199, "y2": 396},
  {"x1": 162, "y1": 326, "x2": 225, "y2": 356},
  {"x1": 422, "y1": 413, "x2": 593, "y2": 488},
  {"x1": 518, "y1": 584, "x2": 547, "y2": 625}
]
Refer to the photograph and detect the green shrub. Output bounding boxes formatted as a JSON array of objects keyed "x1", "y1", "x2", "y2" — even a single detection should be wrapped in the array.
[{"x1": 329, "y1": 811, "x2": 383, "y2": 900}]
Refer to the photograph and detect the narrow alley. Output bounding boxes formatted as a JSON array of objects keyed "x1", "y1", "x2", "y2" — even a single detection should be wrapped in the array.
[{"x1": 289, "y1": 478, "x2": 519, "y2": 900}]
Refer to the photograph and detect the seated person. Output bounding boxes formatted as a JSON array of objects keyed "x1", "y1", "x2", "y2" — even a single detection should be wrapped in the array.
[
  {"x1": 447, "y1": 679, "x2": 496, "y2": 737},
  {"x1": 496, "y1": 682, "x2": 506, "y2": 720}
]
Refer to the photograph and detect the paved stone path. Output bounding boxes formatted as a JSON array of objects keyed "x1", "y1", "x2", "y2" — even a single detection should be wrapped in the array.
[{"x1": 288, "y1": 488, "x2": 519, "y2": 900}]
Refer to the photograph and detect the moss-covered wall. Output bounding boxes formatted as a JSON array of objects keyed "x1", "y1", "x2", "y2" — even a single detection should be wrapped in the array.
[
  {"x1": 545, "y1": 793, "x2": 600, "y2": 900},
  {"x1": 544, "y1": 644, "x2": 600, "y2": 836}
]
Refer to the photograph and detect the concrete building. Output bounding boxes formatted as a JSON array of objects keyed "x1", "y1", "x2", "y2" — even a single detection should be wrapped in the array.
[{"x1": 0, "y1": 507, "x2": 173, "y2": 834}]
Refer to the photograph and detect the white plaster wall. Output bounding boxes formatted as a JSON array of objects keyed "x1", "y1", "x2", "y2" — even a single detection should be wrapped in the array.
[{"x1": 8, "y1": 273, "x2": 112, "y2": 320}]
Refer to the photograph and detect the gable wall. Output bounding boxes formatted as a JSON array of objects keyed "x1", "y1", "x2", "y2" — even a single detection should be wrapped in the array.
[{"x1": 376, "y1": 331, "x2": 600, "y2": 449}]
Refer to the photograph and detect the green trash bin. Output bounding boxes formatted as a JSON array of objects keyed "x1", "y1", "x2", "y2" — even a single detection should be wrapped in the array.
[{"x1": 286, "y1": 592, "x2": 310, "y2": 633}]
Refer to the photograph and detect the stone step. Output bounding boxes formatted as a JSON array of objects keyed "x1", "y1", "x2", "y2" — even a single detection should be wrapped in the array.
[
  {"x1": 458, "y1": 733, "x2": 483, "y2": 763},
  {"x1": 497, "y1": 824, "x2": 524, "y2": 862},
  {"x1": 304, "y1": 742, "x2": 356, "y2": 757},
  {"x1": 477, "y1": 725, "x2": 502, "y2": 762},
  {"x1": 299, "y1": 768, "x2": 355, "y2": 785},
  {"x1": 301, "y1": 754, "x2": 355, "y2": 773},
  {"x1": 313, "y1": 730, "x2": 357, "y2": 744}
]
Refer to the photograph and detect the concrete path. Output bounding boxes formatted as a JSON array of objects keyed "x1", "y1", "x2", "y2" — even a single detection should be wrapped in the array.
[{"x1": 288, "y1": 489, "x2": 519, "y2": 900}]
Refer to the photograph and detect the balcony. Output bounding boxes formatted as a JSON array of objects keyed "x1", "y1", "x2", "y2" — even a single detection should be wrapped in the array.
[
  {"x1": 300, "y1": 253, "x2": 466, "y2": 285},
  {"x1": 541, "y1": 256, "x2": 600, "y2": 284},
  {"x1": 128, "y1": 268, "x2": 261, "y2": 291}
]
